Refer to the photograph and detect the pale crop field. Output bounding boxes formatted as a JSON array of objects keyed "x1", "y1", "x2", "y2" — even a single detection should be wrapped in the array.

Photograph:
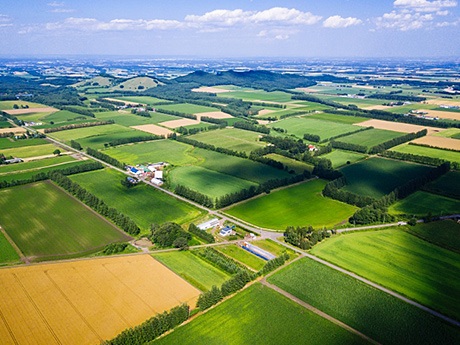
[{"x1": 0, "y1": 255, "x2": 200, "y2": 345}]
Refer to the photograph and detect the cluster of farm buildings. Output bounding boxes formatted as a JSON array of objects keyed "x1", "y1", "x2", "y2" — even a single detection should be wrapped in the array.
[{"x1": 127, "y1": 162, "x2": 166, "y2": 185}]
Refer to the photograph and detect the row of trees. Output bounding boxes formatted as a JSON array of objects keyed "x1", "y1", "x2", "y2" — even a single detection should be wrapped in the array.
[
  {"x1": 175, "y1": 136, "x2": 248, "y2": 158},
  {"x1": 379, "y1": 150, "x2": 459, "y2": 170},
  {"x1": 174, "y1": 184, "x2": 214, "y2": 208},
  {"x1": 284, "y1": 226, "x2": 331, "y2": 250},
  {"x1": 330, "y1": 140, "x2": 368, "y2": 153},
  {"x1": 86, "y1": 147, "x2": 125, "y2": 169},
  {"x1": 49, "y1": 171, "x2": 140, "y2": 235},
  {"x1": 44, "y1": 120, "x2": 114, "y2": 133},
  {"x1": 233, "y1": 121, "x2": 270, "y2": 134},
  {"x1": 368, "y1": 129, "x2": 427, "y2": 154},
  {"x1": 106, "y1": 135, "x2": 163, "y2": 147},
  {"x1": 259, "y1": 253, "x2": 290, "y2": 275},
  {"x1": 175, "y1": 124, "x2": 221, "y2": 135},
  {"x1": 200, "y1": 116, "x2": 228, "y2": 126},
  {"x1": 155, "y1": 108, "x2": 197, "y2": 120},
  {"x1": 188, "y1": 223, "x2": 215, "y2": 243},
  {"x1": 194, "y1": 247, "x2": 247, "y2": 275},
  {"x1": 60, "y1": 106, "x2": 95, "y2": 118},
  {"x1": 322, "y1": 177, "x2": 376, "y2": 207},
  {"x1": 104, "y1": 304, "x2": 190, "y2": 345},
  {"x1": 367, "y1": 93, "x2": 426, "y2": 102}
]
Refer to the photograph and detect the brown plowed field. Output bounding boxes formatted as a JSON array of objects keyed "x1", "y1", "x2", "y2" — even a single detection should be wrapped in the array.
[
  {"x1": 159, "y1": 118, "x2": 200, "y2": 128},
  {"x1": 3, "y1": 107, "x2": 58, "y2": 115},
  {"x1": 196, "y1": 111, "x2": 233, "y2": 120},
  {"x1": 191, "y1": 86, "x2": 231, "y2": 93},
  {"x1": 0, "y1": 255, "x2": 200, "y2": 345},
  {"x1": 412, "y1": 136, "x2": 460, "y2": 151},
  {"x1": 130, "y1": 124, "x2": 173, "y2": 137}
]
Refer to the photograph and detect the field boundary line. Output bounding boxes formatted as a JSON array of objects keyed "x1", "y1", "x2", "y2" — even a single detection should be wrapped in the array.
[
  {"x1": 44, "y1": 268, "x2": 103, "y2": 342},
  {"x1": 12, "y1": 273, "x2": 61, "y2": 345},
  {"x1": 304, "y1": 252, "x2": 460, "y2": 328},
  {"x1": 0, "y1": 226, "x2": 28, "y2": 264},
  {"x1": 0, "y1": 306, "x2": 18, "y2": 345},
  {"x1": 261, "y1": 280, "x2": 381, "y2": 345}
]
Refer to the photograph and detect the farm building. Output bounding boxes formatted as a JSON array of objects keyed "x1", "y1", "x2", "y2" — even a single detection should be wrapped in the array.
[
  {"x1": 242, "y1": 242, "x2": 276, "y2": 261},
  {"x1": 3, "y1": 158, "x2": 23, "y2": 164},
  {"x1": 154, "y1": 170, "x2": 163, "y2": 180},
  {"x1": 219, "y1": 226, "x2": 234, "y2": 237},
  {"x1": 129, "y1": 167, "x2": 142, "y2": 176},
  {"x1": 198, "y1": 218, "x2": 219, "y2": 230},
  {"x1": 151, "y1": 178, "x2": 163, "y2": 186}
]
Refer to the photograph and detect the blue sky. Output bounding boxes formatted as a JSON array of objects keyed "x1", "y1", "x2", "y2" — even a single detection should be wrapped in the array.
[{"x1": 0, "y1": 1, "x2": 459, "y2": 58}]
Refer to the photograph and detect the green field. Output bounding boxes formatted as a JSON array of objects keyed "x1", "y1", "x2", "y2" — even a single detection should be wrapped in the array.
[
  {"x1": 48, "y1": 124, "x2": 132, "y2": 142},
  {"x1": 168, "y1": 165, "x2": 257, "y2": 199},
  {"x1": 391, "y1": 143, "x2": 460, "y2": 164},
  {"x1": 41, "y1": 110, "x2": 90, "y2": 124},
  {"x1": 322, "y1": 150, "x2": 367, "y2": 168},
  {"x1": 155, "y1": 283, "x2": 368, "y2": 345},
  {"x1": 268, "y1": 258, "x2": 460, "y2": 345},
  {"x1": 0, "y1": 161, "x2": 90, "y2": 183},
  {"x1": 405, "y1": 220, "x2": 460, "y2": 253},
  {"x1": 0, "y1": 100, "x2": 48, "y2": 110},
  {"x1": 152, "y1": 251, "x2": 230, "y2": 291},
  {"x1": 216, "y1": 244, "x2": 266, "y2": 271},
  {"x1": 264, "y1": 153, "x2": 313, "y2": 173},
  {"x1": 70, "y1": 168, "x2": 203, "y2": 232},
  {"x1": 340, "y1": 157, "x2": 434, "y2": 198},
  {"x1": 311, "y1": 229, "x2": 460, "y2": 321},
  {"x1": 104, "y1": 140, "x2": 199, "y2": 166},
  {"x1": 423, "y1": 171, "x2": 460, "y2": 199},
  {"x1": 336, "y1": 128, "x2": 403, "y2": 148},
  {"x1": 389, "y1": 191, "x2": 460, "y2": 216},
  {"x1": 95, "y1": 110, "x2": 179, "y2": 126},
  {"x1": 0, "y1": 181, "x2": 130, "y2": 260},
  {"x1": 1, "y1": 143, "x2": 60, "y2": 159},
  {"x1": 0, "y1": 155, "x2": 75, "y2": 175},
  {"x1": 306, "y1": 112, "x2": 369, "y2": 124},
  {"x1": 0, "y1": 120, "x2": 12, "y2": 128},
  {"x1": 187, "y1": 128, "x2": 265, "y2": 153},
  {"x1": 196, "y1": 148, "x2": 291, "y2": 184},
  {"x1": 226, "y1": 179, "x2": 357, "y2": 230},
  {"x1": 251, "y1": 239, "x2": 298, "y2": 258},
  {"x1": 76, "y1": 129, "x2": 155, "y2": 149},
  {"x1": 269, "y1": 117, "x2": 360, "y2": 140},
  {"x1": 0, "y1": 232, "x2": 20, "y2": 265},
  {"x1": 116, "y1": 96, "x2": 170, "y2": 105},
  {"x1": 157, "y1": 103, "x2": 218, "y2": 114},
  {"x1": 0, "y1": 138, "x2": 48, "y2": 149}
]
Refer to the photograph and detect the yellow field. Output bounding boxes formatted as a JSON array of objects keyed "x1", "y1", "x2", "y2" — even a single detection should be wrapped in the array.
[
  {"x1": 416, "y1": 109, "x2": 460, "y2": 121},
  {"x1": 130, "y1": 124, "x2": 173, "y2": 137},
  {"x1": 191, "y1": 86, "x2": 231, "y2": 93},
  {"x1": 195, "y1": 111, "x2": 233, "y2": 120},
  {"x1": 3, "y1": 107, "x2": 58, "y2": 115},
  {"x1": 356, "y1": 119, "x2": 443, "y2": 135},
  {"x1": 159, "y1": 118, "x2": 200, "y2": 128},
  {"x1": 0, "y1": 255, "x2": 200, "y2": 345}
]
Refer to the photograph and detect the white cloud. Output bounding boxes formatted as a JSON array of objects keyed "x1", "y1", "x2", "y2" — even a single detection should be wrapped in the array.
[
  {"x1": 47, "y1": 1, "x2": 64, "y2": 7},
  {"x1": 50, "y1": 8, "x2": 75, "y2": 13},
  {"x1": 45, "y1": 17, "x2": 183, "y2": 31},
  {"x1": 323, "y1": 15, "x2": 362, "y2": 28},
  {"x1": 0, "y1": 14, "x2": 12, "y2": 28},
  {"x1": 257, "y1": 28, "x2": 298, "y2": 40},
  {"x1": 394, "y1": 0, "x2": 457, "y2": 12},
  {"x1": 376, "y1": 11, "x2": 434, "y2": 30}
]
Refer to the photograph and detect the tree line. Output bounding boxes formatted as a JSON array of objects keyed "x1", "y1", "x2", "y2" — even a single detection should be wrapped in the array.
[
  {"x1": 284, "y1": 226, "x2": 331, "y2": 250},
  {"x1": 44, "y1": 120, "x2": 114, "y2": 133},
  {"x1": 104, "y1": 304, "x2": 189, "y2": 345},
  {"x1": 174, "y1": 184, "x2": 214, "y2": 208},
  {"x1": 86, "y1": 147, "x2": 125, "y2": 169},
  {"x1": 49, "y1": 171, "x2": 140, "y2": 235},
  {"x1": 322, "y1": 176, "x2": 376, "y2": 207},
  {"x1": 367, "y1": 93, "x2": 426, "y2": 102},
  {"x1": 379, "y1": 150, "x2": 459, "y2": 170},
  {"x1": 368, "y1": 129, "x2": 427, "y2": 154},
  {"x1": 194, "y1": 247, "x2": 248, "y2": 275},
  {"x1": 150, "y1": 222, "x2": 191, "y2": 249},
  {"x1": 106, "y1": 134, "x2": 163, "y2": 147},
  {"x1": 155, "y1": 108, "x2": 197, "y2": 120},
  {"x1": 188, "y1": 223, "x2": 215, "y2": 243},
  {"x1": 233, "y1": 121, "x2": 270, "y2": 134}
]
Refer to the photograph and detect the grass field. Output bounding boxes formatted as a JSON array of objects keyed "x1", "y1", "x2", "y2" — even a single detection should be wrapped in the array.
[
  {"x1": 1, "y1": 143, "x2": 61, "y2": 159},
  {"x1": 251, "y1": 239, "x2": 298, "y2": 258},
  {"x1": 405, "y1": 220, "x2": 460, "y2": 253},
  {"x1": 389, "y1": 191, "x2": 460, "y2": 216},
  {"x1": 157, "y1": 103, "x2": 218, "y2": 114},
  {"x1": 391, "y1": 143, "x2": 460, "y2": 164},
  {"x1": 216, "y1": 244, "x2": 266, "y2": 271},
  {"x1": 220, "y1": 90, "x2": 293, "y2": 103},
  {"x1": 0, "y1": 155, "x2": 75, "y2": 175},
  {"x1": 335, "y1": 128, "x2": 403, "y2": 148},
  {"x1": 95, "y1": 110, "x2": 179, "y2": 126},
  {"x1": 187, "y1": 128, "x2": 265, "y2": 153},
  {"x1": 42, "y1": 110, "x2": 89, "y2": 124},
  {"x1": 0, "y1": 181, "x2": 130, "y2": 260},
  {"x1": 321, "y1": 150, "x2": 367, "y2": 168},
  {"x1": 104, "y1": 140, "x2": 199, "y2": 166},
  {"x1": 306, "y1": 112, "x2": 369, "y2": 124},
  {"x1": 116, "y1": 96, "x2": 170, "y2": 105},
  {"x1": 76, "y1": 129, "x2": 155, "y2": 150},
  {"x1": 168, "y1": 165, "x2": 257, "y2": 199},
  {"x1": 0, "y1": 255, "x2": 200, "y2": 345},
  {"x1": 70, "y1": 168, "x2": 203, "y2": 232},
  {"x1": 155, "y1": 283, "x2": 368, "y2": 345},
  {"x1": 0, "y1": 100, "x2": 48, "y2": 110},
  {"x1": 268, "y1": 258, "x2": 460, "y2": 345},
  {"x1": 152, "y1": 251, "x2": 230, "y2": 291},
  {"x1": 269, "y1": 117, "x2": 360, "y2": 140},
  {"x1": 48, "y1": 124, "x2": 132, "y2": 142},
  {"x1": 226, "y1": 179, "x2": 357, "y2": 230},
  {"x1": 264, "y1": 153, "x2": 313, "y2": 173},
  {"x1": 423, "y1": 171, "x2": 460, "y2": 199},
  {"x1": 0, "y1": 232, "x2": 20, "y2": 265},
  {"x1": 340, "y1": 157, "x2": 434, "y2": 198},
  {"x1": 0, "y1": 137, "x2": 48, "y2": 149},
  {"x1": 311, "y1": 229, "x2": 460, "y2": 321}
]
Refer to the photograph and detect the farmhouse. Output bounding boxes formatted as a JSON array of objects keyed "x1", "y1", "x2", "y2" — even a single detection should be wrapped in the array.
[
  {"x1": 219, "y1": 226, "x2": 234, "y2": 237},
  {"x1": 198, "y1": 218, "x2": 219, "y2": 230}
]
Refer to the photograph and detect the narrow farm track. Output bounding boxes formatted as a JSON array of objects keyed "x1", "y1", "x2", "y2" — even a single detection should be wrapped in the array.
[
  {"x1": 0, "y1": 226, "x2": 29, "y2": 264},
  {"x1": 261, "y1": 280, "x2": 381, "y2": 345},
  {"x1": 42, "y1": 134, "x2": 460, "y2": 329}
]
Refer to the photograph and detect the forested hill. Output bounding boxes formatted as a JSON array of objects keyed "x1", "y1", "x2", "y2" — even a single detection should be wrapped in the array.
[{"x1": 173, "y1": 70, "x2": 316, "y2": 91}]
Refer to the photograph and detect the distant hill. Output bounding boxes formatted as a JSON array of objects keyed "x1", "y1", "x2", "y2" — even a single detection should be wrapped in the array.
[
  {"x1": 173, "y1": 70, "x2": 316, "y2": 92},
  {"x1": 72, "y1": 76, "x2": 162, "y2": 92}
]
